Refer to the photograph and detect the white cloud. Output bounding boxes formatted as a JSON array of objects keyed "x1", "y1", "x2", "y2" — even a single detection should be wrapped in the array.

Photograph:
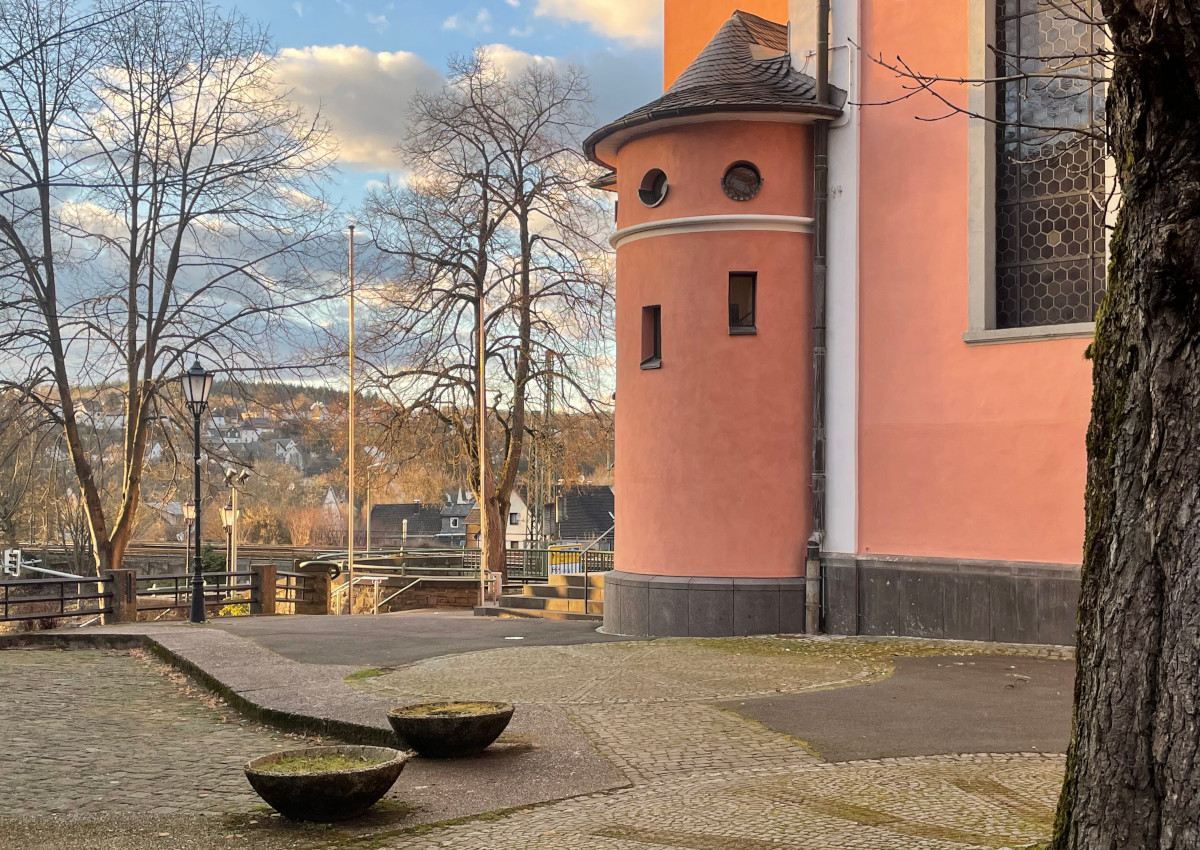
[
  {"x1": 532, "y1": 0, "x2": 661, "y2": 47},
  {"x1": 274, "y1": 41, "x2": 661, "y2": 173},
  {"x1": 505, "y1": 0, "x2": 520, "y2": 6},
  {"x1": 291, "y1": 1, "x2": 305, "y2": 16},
  {"x1": 366, "y1": 11, "x2": 389, "y2": 31},
  {"x1": 443, "y1": 9, "x2": 493, "y2": 36},
  {"x1": 509, "y1": 25, "x2": 533, "y2": 37},
  {"x1": 482, "y1": 43, "x2": 661, "y2": 124},
  {"x1": 275, "y1": 45, "x2": 442, "y2": 172}
]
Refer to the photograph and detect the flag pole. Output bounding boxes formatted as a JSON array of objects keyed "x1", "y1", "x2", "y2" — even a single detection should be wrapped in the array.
[{"x1": 347, "y1": 224, "x2": 356, "y2": 615}]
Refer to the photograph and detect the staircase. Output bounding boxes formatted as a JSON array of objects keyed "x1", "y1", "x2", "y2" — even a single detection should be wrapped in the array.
[{"x1": 475, "y1": 573, "x2": 605, "y2": 621}]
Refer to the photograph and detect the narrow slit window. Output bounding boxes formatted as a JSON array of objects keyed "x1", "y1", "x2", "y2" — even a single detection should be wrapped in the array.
[
  {"x1": 729, "y1": 273, "x2": 756, "y2": 334},
  {"x1": 641, "y1": 305, "x2": 661, "y2": 369}
]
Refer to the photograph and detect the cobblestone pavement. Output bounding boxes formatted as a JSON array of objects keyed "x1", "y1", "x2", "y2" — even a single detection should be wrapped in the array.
[
  {"x1": 361, "y1": 638, "x2": 898, "y2": 705},
  {"x1": 1, "y1": 636, "x2": 1069, "y2": 849},
  {"x1": 1, "y1": 649, "x2": 301, "y2": 818},
  {"x1": 368, "y1": 754, "x2": 1064, "y2": 850},
  {"x1": 361, "y1": 637, "x2": 1073, "y2": 707}
]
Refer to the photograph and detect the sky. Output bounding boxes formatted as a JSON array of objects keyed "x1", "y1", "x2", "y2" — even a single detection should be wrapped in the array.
[{"x1": 232, "y1": 0, "x2": 666, "y2": 202}]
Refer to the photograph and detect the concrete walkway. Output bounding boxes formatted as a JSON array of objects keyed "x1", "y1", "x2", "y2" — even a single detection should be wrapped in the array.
[{"x1": 214, "y1": 608, "x2": 637, "y2": 666}]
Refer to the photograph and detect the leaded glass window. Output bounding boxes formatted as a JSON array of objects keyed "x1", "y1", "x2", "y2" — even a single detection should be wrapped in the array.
[{"x1": 995, "y1": 0, "x2": 1106, "y2": 329}]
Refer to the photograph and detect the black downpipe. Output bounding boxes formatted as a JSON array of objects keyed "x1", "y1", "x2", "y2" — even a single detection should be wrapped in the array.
[{"x1": 806, "y1": 0, "x2": 831, "y2": 635}]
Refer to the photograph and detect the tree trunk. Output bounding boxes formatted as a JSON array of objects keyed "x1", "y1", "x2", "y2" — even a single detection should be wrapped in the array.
[
  {"x1": 1050, "y1": 2, "x2": 1200, "y2": 847},
  {"x1": 485, "y1": 493, "x2": 507, "y2": 590}
]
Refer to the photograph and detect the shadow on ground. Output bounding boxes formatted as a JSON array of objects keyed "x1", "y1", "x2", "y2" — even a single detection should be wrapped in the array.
[
  {"x1": 214, "y1": 610, "x2": 640, "y2": 667},
  {"x1": 716, "y1": 654, "x2": 1074, "y2": 761}
]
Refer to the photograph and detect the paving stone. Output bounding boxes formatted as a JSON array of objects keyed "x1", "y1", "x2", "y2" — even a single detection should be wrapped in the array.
[{"x1": 0, "y1": 650, "x2": 297, "y2": 818}]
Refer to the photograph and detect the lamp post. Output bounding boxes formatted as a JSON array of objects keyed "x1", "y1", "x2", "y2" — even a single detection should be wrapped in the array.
[
  {"x1": 221, "y1": 501, "x2": 235, "y2": 577},
  {"x1": 183, "y1": 500, "x2": 196, "y2": 583},
  {"x1": 182, "y1": 360, "x2": 214, "y2": 623},
  {"x1": 223, "y1": 468, "x2": 248, "y2": 579}
]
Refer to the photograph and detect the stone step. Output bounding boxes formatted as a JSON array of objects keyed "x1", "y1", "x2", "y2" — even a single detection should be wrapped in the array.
[
  {"x1": 521, "y1": 584, "x2": 604, "y2": 600},
  {"x1": 492, "y1": 606, "x2": 601, "y2": 622},
  {"x1": 547, "y1": 573, "x2": 607, "y2": 589},
  {"x1": 499, "y1": 594, "x2": 603, "y2": 614}
]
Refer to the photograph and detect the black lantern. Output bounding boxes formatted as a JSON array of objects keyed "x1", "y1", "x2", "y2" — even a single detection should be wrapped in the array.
[
  {"x1": 182, "y1": 360, "x2": 214, "y2": 623},
  {"x1": 182, "y1": 360, "x2": 214, "y2": 417}
]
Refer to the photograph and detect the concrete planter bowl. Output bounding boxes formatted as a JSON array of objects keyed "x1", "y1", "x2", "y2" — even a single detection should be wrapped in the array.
[
  {"x1": 388, "y1": 701, "x2": 515, "y2": 758},
  {"x1": 244, "y1": 745, "x2": 410, "y2": 822}
]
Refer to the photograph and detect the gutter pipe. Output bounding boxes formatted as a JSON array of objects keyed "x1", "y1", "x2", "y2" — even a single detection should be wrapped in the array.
[{"x1": 806, "y1": 0, "x2": 831, "y2": 635}]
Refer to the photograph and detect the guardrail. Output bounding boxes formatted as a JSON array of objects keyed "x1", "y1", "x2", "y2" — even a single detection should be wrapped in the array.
[
  {"x1": 305, "y1": 548, "x2": 614, "y2": 582},
  {"x1": 135, "y1": 570, "x2": 257, "y2": 614},
  {"x1": 0, "y1": 575, "x2": 112, "y2": 624},
  {"x1": 275, "y1": 569, "x2": 318, "y2": 611}
]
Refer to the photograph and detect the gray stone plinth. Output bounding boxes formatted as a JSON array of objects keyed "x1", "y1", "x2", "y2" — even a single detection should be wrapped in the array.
[
  {"x1": 823, "y1": 554, "x2": 1080, "y2": 646},
  {"x1": 603, "y1": 571, "x2": 808, "y2": 637}
]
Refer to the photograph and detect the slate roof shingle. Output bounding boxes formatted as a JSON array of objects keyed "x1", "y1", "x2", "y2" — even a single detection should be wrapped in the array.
[
  {"x1": 584, "y1": 10, "x2": 843, "y2": 166},
  {"x1": 554, "y1": 485, "x2": 615, "y2": 542},
  {"x1": 369, "y1": 503, "x2": 443, "y2": 537}
]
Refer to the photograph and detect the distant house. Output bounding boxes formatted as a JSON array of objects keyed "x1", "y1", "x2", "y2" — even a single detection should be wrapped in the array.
[
  {"x1": 368, "y1": 502, "x2": 444, "y2": 548},
  {"x1": 323, "y1": 487, "x2": 343, "y2": 516},
  {"x1": 273, "y1": 439, "x2": 305, "y2": 472},
  {"x1": 549, "y1": 485, "x2": 615, "y2": 551},
  {"x1": 456, "y1": 489, "x2": 536, "y2": 550},
  {"x1": 438, "y1": 492, "x2": 475, "y2": 547}
]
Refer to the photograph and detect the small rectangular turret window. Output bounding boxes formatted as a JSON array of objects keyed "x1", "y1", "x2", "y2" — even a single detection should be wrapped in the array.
[
  {"x1": 729, "y1": 273, "x2": 756, "y2": 334},
  {"x1": 641, "y1": 305, "x2": 661, "y2": 369}
]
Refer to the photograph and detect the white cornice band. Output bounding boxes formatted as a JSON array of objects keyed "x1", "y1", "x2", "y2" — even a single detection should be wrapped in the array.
[{"x1": 611, "y1": 214, "x2": 816, "y2": 249}]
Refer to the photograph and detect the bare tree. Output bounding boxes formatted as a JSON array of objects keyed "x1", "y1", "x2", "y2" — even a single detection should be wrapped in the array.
[
  {"x1": 0, "y1": 0, "x2": 338, "y2": 575},
  {"x1": 360, "y1": 50, "x2": 613, "y2": 583},
  {"x1": 863, "y1": 0, "x2": 1200, "y2": 843}
]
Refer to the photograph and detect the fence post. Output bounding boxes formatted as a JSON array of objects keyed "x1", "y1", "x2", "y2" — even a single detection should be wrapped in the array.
[
  {"x1": 295, "y1": 564, "x2": 332, "y2": 615},
  {"x1": 103, "y1": 569, "x2": 138, "y2": 625},
  {"x1": 250, "y1": 562, "x2": 277, "y2": 615}
]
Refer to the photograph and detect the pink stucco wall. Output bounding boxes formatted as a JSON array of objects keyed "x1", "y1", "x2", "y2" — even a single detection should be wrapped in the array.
[
  {"x1": 856, "y1": 0, "x2": 1092, "y2": 565},
  {"x1": 614, "y1": 122, "x2": 815, "y2": 578}
]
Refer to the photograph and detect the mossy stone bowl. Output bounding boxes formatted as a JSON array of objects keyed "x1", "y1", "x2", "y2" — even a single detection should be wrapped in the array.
[
  {"x1": 387, "y1": 701, "x2": 515, "y2": 758},
  {"x1": 244, "y1": 745, "x2": 410, "y2": 821}
]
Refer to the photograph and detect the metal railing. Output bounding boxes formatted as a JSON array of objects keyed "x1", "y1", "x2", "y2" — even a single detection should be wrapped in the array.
[
  {"x1": 461, "y1": 548, "x2": 615, "y2": 581},
  {"x1": 135, "y1": 570, "x2": 257, "y2": 613},
  {"x1": 275, "y1": 569, "x2": 317, "y2": 608},
  {"x1": 304, "y1": 547, "x2": 614, "y2": 583},
  {"x1": 0, "y1": 576, "x2": 112, "y2": 624}
]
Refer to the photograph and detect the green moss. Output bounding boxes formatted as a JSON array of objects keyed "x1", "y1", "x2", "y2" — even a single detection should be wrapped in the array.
[
  {"x1": 391, "y1": 701, "x2": 507, "y2": 717},
  {"x1": 345, "y1": 668, "x2": 386, "y2": 682},
  {"x1": 254, "y1": 753, "x2": 390, "y2": 774}
]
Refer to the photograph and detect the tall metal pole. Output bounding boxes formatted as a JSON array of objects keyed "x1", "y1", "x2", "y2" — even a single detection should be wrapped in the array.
[
  {"x1": 190, "y1": 411, "x2": 205, "y2": 623},
  {"x1": 347, "y1": 224, "x2": 356, "y2": 614},
  {"x1": 477, "y1": 290, "x2": 490, "y2": 605},
  {"x1": 230, "y1": 486, "x2": 239, "y2": 575}
]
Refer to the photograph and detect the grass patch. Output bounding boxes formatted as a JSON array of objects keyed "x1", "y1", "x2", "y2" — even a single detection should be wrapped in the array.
[
  {"x1": 254, "y1": 753, "x2": 391, "y2": 774},
  {"x1": 345, "y1": 668, "x2": 387, "y2": 682},
  {"x1": 390, "y1": 701, "x2": 507, "y2": 717}
]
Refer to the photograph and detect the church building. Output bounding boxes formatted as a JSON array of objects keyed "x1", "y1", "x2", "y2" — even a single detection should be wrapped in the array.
[{"x1": 588, "y1": 0, "x2": 1101, "y2": 643}]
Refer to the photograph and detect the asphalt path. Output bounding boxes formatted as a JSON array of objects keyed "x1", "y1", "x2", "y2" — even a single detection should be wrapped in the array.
[
  {"x1": 213, "y1": 609, "x2": 640, "y2": 667},
  {"x1": 717, "y1": 654, "x2": 1075, "y2": 761}
]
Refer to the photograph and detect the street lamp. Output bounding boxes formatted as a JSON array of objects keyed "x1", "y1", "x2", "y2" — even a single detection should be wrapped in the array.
[
  {"x1": 182, "y1": 360, "x2": 214, "y2": 623},
  {"x1": 221, "y1": 501, "x2": 235, "y2": 578},
  {"x1": 183, "y1": 501, "x2": 196, "y2": 585}
]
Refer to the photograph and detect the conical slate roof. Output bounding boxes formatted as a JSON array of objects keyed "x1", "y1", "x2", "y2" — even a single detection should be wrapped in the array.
[{"x1": 584, "y1": 10, "x2": 842, "y2": 166}]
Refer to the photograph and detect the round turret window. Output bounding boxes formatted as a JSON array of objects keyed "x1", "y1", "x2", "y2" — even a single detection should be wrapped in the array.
[
  {"x1": 638, "y1": 169, "x2": 669, "y2": 207},
  {"x1": 722, "y1": 162, "x2": 762, "y2": 201}
]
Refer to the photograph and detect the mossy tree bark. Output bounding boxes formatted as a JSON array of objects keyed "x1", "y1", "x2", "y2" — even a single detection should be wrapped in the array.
[{"x1": 1050, "y1": 1, "x2": 1200, "y2": 847}]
